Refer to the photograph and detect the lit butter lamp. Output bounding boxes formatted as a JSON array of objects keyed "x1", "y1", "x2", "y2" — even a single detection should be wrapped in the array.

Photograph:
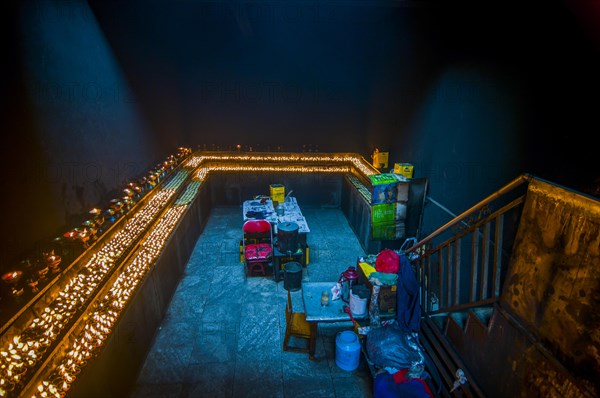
[
  {"x1": 21, "y1": 258, "x2": 40, "y2": 292},
  {"x1": 138, "y1": 177, "x2": 148, "y2": 189},
  {"x1": 63, "y1": 231, "x2": 77, "y2": 239},
  {"x1": 63, "y1": 228, "x2": 90, "y2": 247},
  {"x1": 26, "y1": 272, "x2": 40, "y2": 293},
  {"x1": 148, "y1": 171, "x2": 159, "y2": 186},
  {"x1": 109, "y1": 199, "x2": 123, "y2": 212},
  {"x1": 36, "y1": 260, "x2": 50, "y2": 280},
  {"x1": 89, "y1": 208, "x2": 104, "y2": 226},
  {"x1": 128, "y1": 182, "x2": 142, "y2": 193},
  {"x1": 122, "y1": 196, "x2": 132, "y2": 210},
  {"x1": 75, "y1": 229, "x2": 90, "y2": 247},
  {"x1": 46, "y1": 254, "x2": 62, "y2": 274},
  {"x1": 84, "y1": 222, "x2": 100, "y2": 244},
  {"x1": 93, "y1": 215, "x2": 105, "y2": 227},
  {"x1": 1, "y1": 270, "x2": 24, "y2": 297},
  {"x1": 1, "y1": 270, "x2": 22, "y2": 284}
]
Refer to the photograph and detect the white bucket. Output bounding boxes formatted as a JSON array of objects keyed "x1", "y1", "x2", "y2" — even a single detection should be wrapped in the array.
[{"x1": 349, "y1": 288, "x2": 368, "y2": 316}]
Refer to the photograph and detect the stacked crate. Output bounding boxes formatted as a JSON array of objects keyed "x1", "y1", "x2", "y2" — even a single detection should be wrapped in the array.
[
  {"x1": 370, "y1": 173, "x2": 398, "y2": 240},
  {"x1": 394, "y1": 177, "x2": 409, "y2": 240},
  {"x1": 370, "y1": 173, "x2": 409, "y2": 240}
]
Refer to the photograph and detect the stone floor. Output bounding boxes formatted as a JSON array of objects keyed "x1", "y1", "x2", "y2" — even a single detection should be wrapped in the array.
[{"x1": 129, "y1": 205, "x2": 373, "y2": 398}]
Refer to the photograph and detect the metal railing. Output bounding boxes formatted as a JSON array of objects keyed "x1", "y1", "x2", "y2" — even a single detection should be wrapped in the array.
[{"x1": 407, "y1": 174, "x2": 532, "y2": 315}]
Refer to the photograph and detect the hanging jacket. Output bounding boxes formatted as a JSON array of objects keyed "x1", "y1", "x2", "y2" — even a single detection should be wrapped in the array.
[{"x1": 396, "y1": 254, "x2": 421, "y2": 332}]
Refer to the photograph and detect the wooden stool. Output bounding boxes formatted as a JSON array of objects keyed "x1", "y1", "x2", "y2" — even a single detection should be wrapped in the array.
[{"x1": 283, "y1": 290, "x2": 317, "y2": 359}]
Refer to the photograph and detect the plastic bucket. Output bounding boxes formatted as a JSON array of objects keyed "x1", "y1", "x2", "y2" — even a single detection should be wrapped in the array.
[
  {"x1": 349, "y1": 285, "x2": 369, "y2": 316},
  {"x1": 335, "y1": 330, "x2": 361, "y2": 371},
  {"x1": 277, "y1": 222, "x2": 299, "y2": 253},
  {"x1": 283, "y1": 262, "x2": 302, "y2": 291}
]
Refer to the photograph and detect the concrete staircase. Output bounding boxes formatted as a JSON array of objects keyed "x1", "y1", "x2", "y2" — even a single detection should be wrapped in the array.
[{"x1": 411, "y1": 175, "x2": 600, "y2": 397}]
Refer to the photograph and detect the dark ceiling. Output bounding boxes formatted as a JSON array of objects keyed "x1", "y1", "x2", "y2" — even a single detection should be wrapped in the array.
[{"x1": 0, "y1": 0, "x2": 598, "y2": 271}]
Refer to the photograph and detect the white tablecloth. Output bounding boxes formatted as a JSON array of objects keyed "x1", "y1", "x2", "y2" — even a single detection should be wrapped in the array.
[{"x1": 242, "y1": 197, "x2": 310, "y2": 233}]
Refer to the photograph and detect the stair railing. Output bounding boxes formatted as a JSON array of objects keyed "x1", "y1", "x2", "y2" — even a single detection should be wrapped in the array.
[{"x1": 407, "y1": 174, "x2": 532, "y2": 315}]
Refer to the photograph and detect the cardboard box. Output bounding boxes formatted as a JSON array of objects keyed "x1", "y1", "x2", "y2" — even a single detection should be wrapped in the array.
[
  {"x1": 395, "y1": 202, "x2": 407, "y2": 221},
  {"x1": 371, "y1": 203, "x2": 395, "y2": 224},
  {"x1": 395, "y1": 181, "x2": 409, "y2": 202},
  {"x1": 269, "y1": 184, "x2": 285, "y2": 204},
  {"x1": 370, "y1": 173, "x2": 398, "y2": 204},
  {"x1": 371, "y1": 221, "x2": 396, "y2": 240},
  {"x1": 372, "y1": 184, "x2": 397, "y2": 204},
  {"x1": 394, "y1": 221, "x2": 406, "y2": 240},
  {"x1": 357, "y1": 262, "x2": 397, "y2": 314},
  {"x1": 394, "y1": 163, "x2": 414, "y2": 179}
]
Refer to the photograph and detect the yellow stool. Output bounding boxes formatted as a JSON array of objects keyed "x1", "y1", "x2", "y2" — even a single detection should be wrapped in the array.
[{"x1": 283, "y1": 291, "x2": 317, "y2": 359}]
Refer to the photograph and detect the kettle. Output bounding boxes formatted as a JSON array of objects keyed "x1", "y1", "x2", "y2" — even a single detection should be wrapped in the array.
[{"x1": 338, "y1": 266, "x2": 359, "y2": 302}]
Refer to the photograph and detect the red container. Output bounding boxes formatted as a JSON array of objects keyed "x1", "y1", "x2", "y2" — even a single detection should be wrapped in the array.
[{"x1": 339, "y1": 266, "x2": 359, "y2": 302}]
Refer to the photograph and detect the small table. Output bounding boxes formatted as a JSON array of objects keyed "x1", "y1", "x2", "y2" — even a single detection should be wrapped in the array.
[
  {"x1": 299, "y1": 282, "x2": 368, "y2": 358},
  {"x1": 302, "y1": 282, "x2": 368, "y2": 323}
]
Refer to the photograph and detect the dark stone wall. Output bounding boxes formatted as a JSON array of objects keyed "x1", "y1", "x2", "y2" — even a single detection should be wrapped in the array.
[
  {"x1": 207, "y1": 172, "x2": 343, "y2": 208},
  {"x1": 500, "y1": 179, "x2": 600, "y2": 396},
  {"x1": 1, "y1": 0, "x2": 164, "y2": 271}
]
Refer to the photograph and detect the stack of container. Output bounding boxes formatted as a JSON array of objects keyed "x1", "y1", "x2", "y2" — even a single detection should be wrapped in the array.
[
  {"x1": 394, "y1": 177, "x2": 409, "y2": 240},
  {"x1": 369, "y1": 172, "x2": 411, "y2": 241},
  {"x1": 393, "y1": 163, "x2": 412, "y2": 240},
  {"x1": 369, "y1": 173, "x2": 398, "y2": 240}
]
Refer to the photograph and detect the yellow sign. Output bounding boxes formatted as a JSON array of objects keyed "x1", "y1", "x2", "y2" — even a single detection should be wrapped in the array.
[
  {"x1": 372, "y1": 149, "x2": 389, "y2": 169},
  {"x1": 394, "y1": 163, "x2": 414, "y2": 179},
  {"x1": 269, "y1": 184, "x2": 285, "y2": 204}
]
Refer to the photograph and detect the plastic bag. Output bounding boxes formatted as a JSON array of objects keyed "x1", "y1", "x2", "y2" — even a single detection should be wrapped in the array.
[
  {"x1": 331, "y1": 282, "x2": 342, "y2": 301},
  {"x1": 366, "y1": 323, "x2": 424, "y2": 370},
  {"x1": 375, "y1": 249, "x2": 400, "y2": 274}
]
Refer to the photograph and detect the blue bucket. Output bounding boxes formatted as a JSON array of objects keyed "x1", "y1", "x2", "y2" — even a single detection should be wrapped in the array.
[{"x1": 335, "y1": 330, "x2": 361, "y2": 371}]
